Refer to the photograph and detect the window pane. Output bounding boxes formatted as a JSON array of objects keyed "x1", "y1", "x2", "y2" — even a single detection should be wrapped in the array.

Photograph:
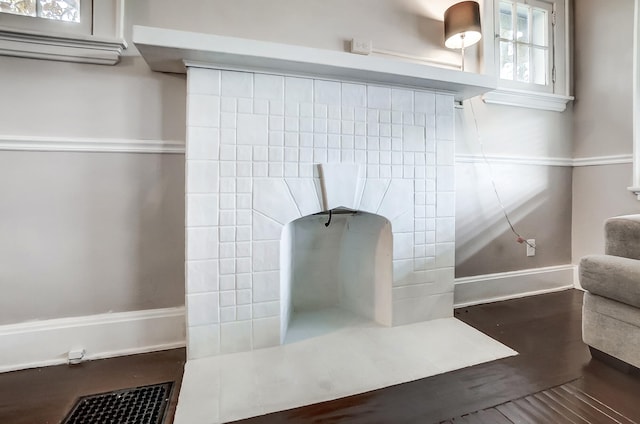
[
  {"x1": 532, "y1": 8, "x2": 548, "y2": 46},
  {"x1": 532, "y1": 47, "x2": 548, "y2": 85},
  {"x1": 500, "y1": 41, "x2": 514, "y2": 80},
  {"x1": 0, "y1": 0, "x2": 36, "y2": 16},
  {"x1": 38, "y1": 0, "x2": 79, "y2": 22},
  {"x1": 517, "y1": 45, "x2": 530, "y2": 83},
  {"x1": 516, "y1": 5, "x2": 530, "y2": 43},
  {"x1": 499, "y1": 2, "x2": 513, "y2": 39}
]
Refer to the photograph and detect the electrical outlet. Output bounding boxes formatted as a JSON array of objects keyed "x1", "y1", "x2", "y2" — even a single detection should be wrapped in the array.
[
  {"x1": 350, "y1": 38, "x2": 372, "y2": 55},
  {"x1": 526, "y1": 239, "x2": 536, "y2": 257}
]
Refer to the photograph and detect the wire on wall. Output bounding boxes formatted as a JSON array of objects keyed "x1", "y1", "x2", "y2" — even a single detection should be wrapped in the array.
[{"x1": 467, "y1": 98, "x2": 535, "y2": 250}]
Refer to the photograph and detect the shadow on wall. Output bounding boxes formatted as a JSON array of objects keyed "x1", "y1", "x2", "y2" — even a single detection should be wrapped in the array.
[{"x1": 455, "y1": 161, "x2": 573, "y2": 277}]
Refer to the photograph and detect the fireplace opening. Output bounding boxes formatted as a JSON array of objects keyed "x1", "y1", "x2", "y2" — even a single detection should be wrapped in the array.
[{"x1": 280, "y1": 209, "x2": 393, "y2": 343}]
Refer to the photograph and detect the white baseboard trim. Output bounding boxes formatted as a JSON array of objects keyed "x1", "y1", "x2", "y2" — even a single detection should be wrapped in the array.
[
  {"x1": 0, "y1": 306, "x2": 186, "y2": 373},
  {"x1": 454, "y1": 265, "x2": 576, "y2": 308},
  {"x1": 0, "y1": 135, "x2": 186, "y2": 154}
]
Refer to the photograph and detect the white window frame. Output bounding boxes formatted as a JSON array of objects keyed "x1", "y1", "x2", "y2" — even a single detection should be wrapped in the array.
[
  {"x1": 629, "y1": 0, "x2": 640, "y2": 198},
  {"x1": 0, "y1": 0, "x2": 126, "y2": 65},
  {"x1": 495, "y1": 0, "x2": 553, "y2": 92},
  {"x1": 480, "y1": 0, "x2": 574, "y2": 112}
]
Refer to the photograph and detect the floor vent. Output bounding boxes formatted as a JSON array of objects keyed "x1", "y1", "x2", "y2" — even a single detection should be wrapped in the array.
[{"x1": 62, "y1": 382, "x2": 173, "y2": 424}]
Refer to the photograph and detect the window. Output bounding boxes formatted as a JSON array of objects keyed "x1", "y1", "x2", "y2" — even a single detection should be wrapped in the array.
[
  {"x1": 498, "y1": 0, "x2": 552, "y2": 89},
  {"x1": 0, "y1": 0, "x2": 91, "y2": 35},
  {"x1": 1, "y1": 0, "x2": 81, "y2": 22},
  {"x1": 481, "y1": 0, "x2": 573, "y2": 111},
  {"x1": 0, "y1": 0, "x2": 125, "y2": 65}
]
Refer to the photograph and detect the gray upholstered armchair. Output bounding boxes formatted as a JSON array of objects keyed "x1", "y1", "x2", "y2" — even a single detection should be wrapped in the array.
[{"x1": 579, "y1": 214, "x2": 640, "y2": 370}]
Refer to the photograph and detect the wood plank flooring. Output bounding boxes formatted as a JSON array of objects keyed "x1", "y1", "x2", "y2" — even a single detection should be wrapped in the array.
[
  {"x1": 1, "y1": 289, "x2": 640, "y2": 424},
  {"x1": 444, "y1": 381, "x2": 638, "y2": 424}
]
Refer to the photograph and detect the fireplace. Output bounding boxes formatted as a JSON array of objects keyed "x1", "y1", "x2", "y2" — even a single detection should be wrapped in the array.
[
  {"x1": 185, "y1": 67, "x2": 456, "y2": 357},
  {"x1": 132, "y1": 25, "x2": 496, "y2": 360}
]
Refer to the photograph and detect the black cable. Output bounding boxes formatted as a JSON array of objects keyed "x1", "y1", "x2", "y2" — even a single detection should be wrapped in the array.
[{"x1": 324, "y1": 209, "x2": 332, "y2": 227}]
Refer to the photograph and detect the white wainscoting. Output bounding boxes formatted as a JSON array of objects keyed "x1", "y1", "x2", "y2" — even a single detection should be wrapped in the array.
[
  {"x1": 454, "y1": 265, "x2": 576, "y2": 308},
  {"x1": 0, "y1": 307, "x2": 186, "y2": 373}
]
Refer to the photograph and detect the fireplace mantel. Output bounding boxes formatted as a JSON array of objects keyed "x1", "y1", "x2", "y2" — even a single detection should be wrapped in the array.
[{"x1": 132, "y1": 25, "x2": 495, "y2": 101}]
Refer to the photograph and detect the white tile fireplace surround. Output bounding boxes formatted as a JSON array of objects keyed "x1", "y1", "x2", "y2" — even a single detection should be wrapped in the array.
[
  {"x1": 186, "y1": 67, "x2": 459, "y2": 356},
  {"x1": 133, "y1": 25, "x2": 496, "y2": 360}
]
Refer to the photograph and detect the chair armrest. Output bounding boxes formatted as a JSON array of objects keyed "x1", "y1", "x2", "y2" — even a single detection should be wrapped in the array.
[
  {"x1": 580, "y1": 254, "x2": 640, "y2": 309},
  {"x1": 606, "y1": 215, "x2": 640, "y2": 259}
]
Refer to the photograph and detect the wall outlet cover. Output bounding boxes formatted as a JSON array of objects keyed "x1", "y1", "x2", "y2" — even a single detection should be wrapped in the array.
[
  {"x1": 526, "y1": 239, "x2": 536, "y2": 257},
  {"x1": 350, "y1": 38, "x2": 372, "y2": 55}
]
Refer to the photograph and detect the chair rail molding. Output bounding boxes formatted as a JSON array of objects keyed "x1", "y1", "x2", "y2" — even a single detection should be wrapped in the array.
[{"x1": 0, "y1": 135, "x2": 185, "y2": 154}]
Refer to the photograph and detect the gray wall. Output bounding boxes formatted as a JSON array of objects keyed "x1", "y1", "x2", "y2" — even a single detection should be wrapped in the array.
[
  {"x1": 573, "y1": 0, "x2": 633, "y2": 159},
  {"x1": 457, "y1": 163, "x2": 572, "y2": 277},
  {"x1": 0, "y1": 55, "x2": 186, "y2": 140},
  {"x1": 0, "y1": 151, "x2": 185, "y2": 325},
  {"x1": 126, "y1": 0, "x2": 459, "y2": 65},
  {"x1": 1, "y1": 0, "x2": 577, "y2": 325},
  {"x1": 454, "y1": 98, "x2": 573, "y2": 277},
  {"x1": 571, "y1": 0, "x2": 639, "y2": 262},
  {"x1": 572, "y1": 164, "x2": 638, "y2": 261}
]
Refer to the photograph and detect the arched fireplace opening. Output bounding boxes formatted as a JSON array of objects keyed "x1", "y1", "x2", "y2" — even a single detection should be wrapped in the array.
[{"x1": 280, "y1": 208, "x2": 392, "y2": 343}]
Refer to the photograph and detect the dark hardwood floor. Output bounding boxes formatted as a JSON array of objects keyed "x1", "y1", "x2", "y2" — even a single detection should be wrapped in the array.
[
  {"x1": 235, "y1": 289, "x2": 640, "y2": 423},
  {"x1": 0, "y1": 348, "x2": 186, "y2": 424},
  {"x1": 1, "y1": 289, "x2": 639, "y2": 424}
]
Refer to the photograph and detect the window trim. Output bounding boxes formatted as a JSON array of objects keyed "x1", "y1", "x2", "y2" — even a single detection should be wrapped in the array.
[
  {"x1": 480, "y1": 0, "x2": 573, "y2": 112},
  {"x1": 0, "y1": 0, "x2": 126, "y2": 65},
  {"x1": 629, "y1": 0, "x2": 640, "y2": 198}
]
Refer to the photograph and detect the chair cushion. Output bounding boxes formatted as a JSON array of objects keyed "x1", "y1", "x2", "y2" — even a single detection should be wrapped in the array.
[{"x1": 580, "y1": 254, "x2": 640, "y2": 309}]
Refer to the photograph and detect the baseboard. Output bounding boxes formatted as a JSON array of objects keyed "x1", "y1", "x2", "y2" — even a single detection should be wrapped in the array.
[
  {"x1": 454, "y1": 265, "x2": 576, "y2": 308},
  {"x1": 0, "y1": 307, "x2": 186, "y2": 373}
]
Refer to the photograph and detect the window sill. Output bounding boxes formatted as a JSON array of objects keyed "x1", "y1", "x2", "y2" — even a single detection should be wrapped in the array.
[
  {"x1": 482, "y1": 88, "x2": 574, "y2": 112},
  {"x1": 628, "y1": 187, "x2": 640, "y2": 200},
  {"x1": 0, "y1": 26, "x2": 127, "y2": 65}
]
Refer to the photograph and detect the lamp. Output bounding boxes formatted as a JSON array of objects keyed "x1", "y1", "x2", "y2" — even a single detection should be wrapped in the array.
[{"x1": 444, "y1": 1, "x2": 482, "y2": 71}]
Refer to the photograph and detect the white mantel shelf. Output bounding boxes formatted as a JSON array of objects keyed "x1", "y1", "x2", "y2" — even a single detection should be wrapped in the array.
[{"x1": 132, "y1": 25, "x2": 496, "y2": 101}]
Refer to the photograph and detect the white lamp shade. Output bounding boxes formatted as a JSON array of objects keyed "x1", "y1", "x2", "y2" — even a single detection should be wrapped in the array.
[{"x1": 444, "y1": 1, "x2": 482, "y2": 49}]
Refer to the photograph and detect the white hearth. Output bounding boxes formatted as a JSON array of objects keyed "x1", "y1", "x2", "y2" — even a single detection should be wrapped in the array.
[{"x1": 133, "y1": 25, "x2": 496, "y2": 360}]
